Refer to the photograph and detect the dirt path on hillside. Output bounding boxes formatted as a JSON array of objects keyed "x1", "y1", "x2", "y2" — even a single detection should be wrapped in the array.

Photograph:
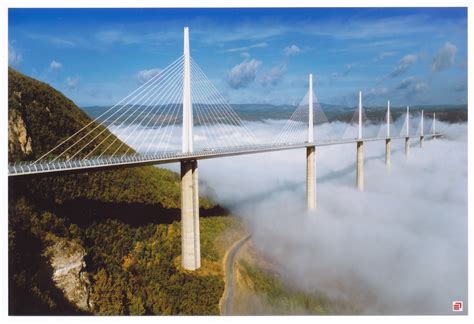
[{"x1": 219, "y1": 234, "x2": 251, "y2": 315}]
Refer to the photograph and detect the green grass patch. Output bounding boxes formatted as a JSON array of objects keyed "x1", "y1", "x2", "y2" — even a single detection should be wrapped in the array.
[{"x1": 239, "y1": 260, "x2": 359, "y2": 315}]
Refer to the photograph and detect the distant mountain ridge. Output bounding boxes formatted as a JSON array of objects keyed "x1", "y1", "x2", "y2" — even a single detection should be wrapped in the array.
[{"x1": 82, "y1": 103, "x2": 467, "y2": 124}]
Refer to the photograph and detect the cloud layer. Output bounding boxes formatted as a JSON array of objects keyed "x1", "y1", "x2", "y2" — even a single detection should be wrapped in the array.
[
  {"x1": 197, "y1": 120, "x2": 467, "y2": 315},
  {"x1": 110, "y1": 119, "x2": 467, "y2": 315}
]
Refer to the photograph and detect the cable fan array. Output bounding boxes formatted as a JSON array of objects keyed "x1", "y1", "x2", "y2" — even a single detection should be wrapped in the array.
[
  {"x1": 30, "y1": 48, "x2": 433, "y2": 168},
  {"x1": 273, "y1": 90, "x2": 328, "y2": 145},
  {"x1": 274, "y1": 89, "x2": 431, "y2": 144},
  {"x1": 33, "y1": 55, "x2": 257, "y2": 165},
  {"x1": 190, "y1": 57, "x2": 257, "y2": 149}
]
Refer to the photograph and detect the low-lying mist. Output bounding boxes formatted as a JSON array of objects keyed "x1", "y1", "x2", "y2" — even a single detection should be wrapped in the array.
[{"x1": 113, "y1": 119, "x2": 467, "y2": 315}]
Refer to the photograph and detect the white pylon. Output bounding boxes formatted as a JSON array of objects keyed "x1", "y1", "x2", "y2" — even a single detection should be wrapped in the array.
[
  {"x1": 406, "y1": 106, "x2": 410, "y2": 137},
  {"x1": 182, "y1": 27, "x2": 193, "y2": 153},
  {"x1": 387, "y1": 100, "x2": 390, "y2": 137},
  {"x1": 433, "y1": 112, "x2": 436, "y2": 135},
  {"x1": 308, "y1": 74, "x2": 314, "y2": 143},
  {"x1": 358, "y1": 91, "x2": 362, "y2": 139}
]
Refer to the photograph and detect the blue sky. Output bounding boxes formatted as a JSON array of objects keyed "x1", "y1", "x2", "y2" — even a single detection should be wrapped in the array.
[{"x1": 8, "y1": 8, "x2": 467, "y2": 107}]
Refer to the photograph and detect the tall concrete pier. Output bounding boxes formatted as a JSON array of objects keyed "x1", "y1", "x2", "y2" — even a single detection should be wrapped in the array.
[
  {"x1": 306, "y1": 74, "x2": 316, "y2": 209},
  {"x1": 356, "y1": 91, "x2": 364, "y2": 191},
  {"x1": 181, "y1": 27, "x2": 200, "y2": 270},
  {"x1": 420, "y1": 109, "x2": 424, "y2": 148},
  {"x1": 192, "y1": 161, "x2": 201, "y2": 269},
  {"x1": 306, "y1": 146, "x2": 316, "y2": 209},
  {"x1": 385, "y1": 139, "x2": 391, "y2": 167},
  {"x1": 405, "y1": 106, "x2": 410, "y2": 156},
  {"x1": 181, "y1": 160, "x2": 200, "y2": 270},
  {"x1": 385, "y1": 100, "x2": 391, "y2": 167},
  {"x1": 356, "y1": 141, "x2": 364, "y2": 191}
]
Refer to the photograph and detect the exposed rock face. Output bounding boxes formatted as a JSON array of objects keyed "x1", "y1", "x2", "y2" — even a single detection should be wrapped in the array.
[
  {"x1": 8, "y1": 107, "x2": 33, "y2": 158},
  {"x1": 44, "y1": 238, "x2": 92, "y2": 311}
]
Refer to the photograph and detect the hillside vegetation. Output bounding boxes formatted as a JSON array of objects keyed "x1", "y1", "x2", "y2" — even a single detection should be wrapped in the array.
[
  {"x1": 230, "y1": 242, "x2": 360, "y2": 315},
  {"x1": 8, "y1": 68, "x2": 203, "y2": 209},
  {"x1": 8, "y1": 68, "x2": 235, "y2": 315}
]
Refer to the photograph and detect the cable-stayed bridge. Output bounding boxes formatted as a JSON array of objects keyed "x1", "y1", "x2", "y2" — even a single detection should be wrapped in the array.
[{"x1": 8, "y1": 27, "x2": 442, "y2": 271}]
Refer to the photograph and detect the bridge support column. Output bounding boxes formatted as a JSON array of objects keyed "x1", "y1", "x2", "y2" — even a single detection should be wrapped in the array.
[
  {"x1": 385, "y1": 139, "x2": 391, "y2": 168},
  {"x1": 405, "y1": 137, "x2": 410, "y2": 156},
  {"x1": 420, "y1": 136, "x2": 424, "y2": 148},
  {"x1": 306, "y1": 146, "x2": 316, "y2": 210},
  {"x1": 356, "y1": 141, "x2": 364, "y2": 191},
  {"x1": 181, "y1": 160, "x2": 200, "y2": 270},
  {"x1": 192, "y1": 160, "x2": 201, "y2": 269}
]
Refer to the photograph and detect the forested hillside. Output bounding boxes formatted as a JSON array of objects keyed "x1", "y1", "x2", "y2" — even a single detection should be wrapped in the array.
[{"x1": 8, "y1": 68, "x2": 234, "y2": 315}]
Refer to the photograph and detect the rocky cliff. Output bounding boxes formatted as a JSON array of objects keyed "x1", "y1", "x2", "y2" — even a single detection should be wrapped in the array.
[
  {"x1": 44, "y1": 237, "x2": 92, "y2": 311},
  {"x1": 8, "y1": 104, "x2": 33, "y2": 159}
]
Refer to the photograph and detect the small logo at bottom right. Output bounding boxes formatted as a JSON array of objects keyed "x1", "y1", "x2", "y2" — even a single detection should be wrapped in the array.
[{"x1": 452, "y1": 301, "x2": 463, "y2": 312}]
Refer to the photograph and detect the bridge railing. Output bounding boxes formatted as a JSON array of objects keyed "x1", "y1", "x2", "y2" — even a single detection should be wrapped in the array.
[{"x1": 8, "y1": 134, "x2": 442, "y2": 176}]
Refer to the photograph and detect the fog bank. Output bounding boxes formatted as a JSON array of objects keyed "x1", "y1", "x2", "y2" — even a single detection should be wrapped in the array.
[{"x1": 114, "y1": 119, "x2": 468, "y2": 315}]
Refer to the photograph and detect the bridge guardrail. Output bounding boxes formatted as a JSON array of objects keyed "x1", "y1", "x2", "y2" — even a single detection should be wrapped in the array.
[{"x1": 8, "y1": 134, "x2": 441, "y2": 176}]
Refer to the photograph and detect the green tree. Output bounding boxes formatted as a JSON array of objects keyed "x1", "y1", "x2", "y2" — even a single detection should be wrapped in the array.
[{"x1": 129, "y1": 295, "x2": 146, "y2": 315}]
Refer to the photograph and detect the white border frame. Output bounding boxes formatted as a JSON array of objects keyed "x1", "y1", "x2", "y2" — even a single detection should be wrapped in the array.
[{"x1": 1, "y1": 2, "x2": 471, "y2": 324}]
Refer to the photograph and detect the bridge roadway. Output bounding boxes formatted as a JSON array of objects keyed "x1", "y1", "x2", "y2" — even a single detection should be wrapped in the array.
[{"x1": 8, "y1": 134, "x2": 440, "y2": 177}]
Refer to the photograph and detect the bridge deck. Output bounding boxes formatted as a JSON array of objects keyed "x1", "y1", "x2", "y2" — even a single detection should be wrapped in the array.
[{"x1": 8, "y1": 134, "x2": 441, "y2": 177}]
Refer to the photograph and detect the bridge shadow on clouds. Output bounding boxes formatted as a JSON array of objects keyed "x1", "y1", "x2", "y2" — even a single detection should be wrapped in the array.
[
  {"x1": 223, "y1": 145, "x2": 412, "y2": 209},
  {"x1": 317, "y1": 144, "x2": 411, "y2": 183}
]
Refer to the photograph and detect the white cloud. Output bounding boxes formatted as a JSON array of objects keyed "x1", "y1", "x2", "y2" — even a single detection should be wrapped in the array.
[
  {"x1": 225, "y1": 42, "x2": 268, "y2": 53},
  {"x1": 395, "y1": 76, "x2": 416, "y2": 90},
  {"x1": 199, "y1": 13, "x2": 460, "y2": 44},
  {"x1": 95, "y1": 30, "x2": 124, "y2": 44},
  {"x1": 66, "y1": 76, "x2": 80, "y2": 90},
  {"x1": 301, "y1": 14, "x2": 459, "y2": 41},
  {"x1": 27, "y1": 33, "x2": 76, "y2": 48},
  {"x1": 411, "y1": 81, "x2": 429, "y2": 94},
  {"x1": 395, "y1": 77, "x2": 428, "y2": 97},
  {"x1": 201, "y1": 24, "x2": 289, "y2": 43},
  {"x1": 193, "y1": 121, "x2": 467, "y2": 314},
  {"x1": 8, "y1": 44, "x2": 22, "y2": 67},
  {"x1": 27, "y1": 29, "x2": 175, "y2": 50},
  {"x1": 283, "y1": 44, "x2": 301, "y2": 56},
  {"x1": 226, "y1": 59, "x2": 262, "y2": 89},
  {"x1": 431, "y1": 42, "x2": 458, "y2": 72},
  {"x1": 136, "y1": 68, "x2": 163, "y2": 85},
  {"x1": 234, "y1": 126, "x2": 466, "y2": 314},
  {"x1": 49, "y1": 60, "x2": 63, "y2": 71},
  {"x1": 94, "y1": 29, "x2": 180, "y2": 47},
  {"x1": 379, "y1": 51, "x2": 397, "y2": 59},
  {"x1": 389, "y1": 54, "x2": 418, "y2": 78},
  {"x1": 259, "y1": 63, "x2": 287, "y2": 87},
  {"x1": 240, "y1": 52, "x2": 251, "y2": 59},
  {"x1": 110, "y1": 118, "x2": 467, "y2": 315}
]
